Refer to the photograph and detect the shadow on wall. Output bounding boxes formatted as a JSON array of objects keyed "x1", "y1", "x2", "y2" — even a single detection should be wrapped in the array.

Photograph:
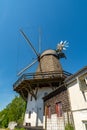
[{"x1": 25, "y1": 104, "x2": 43, "y2": 127}]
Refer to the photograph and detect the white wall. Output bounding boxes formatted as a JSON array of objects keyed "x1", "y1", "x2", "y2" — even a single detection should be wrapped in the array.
[
  {"x1": 68, "y1": 81, "x2": 87, "y2": 110},
  {"x1": 43, "y1": 114, "x2": 64, "y2": 130},
  {"x1": 68, "y1": 79, "x2": 87, "y2": 130},
  {"x1": 73, "y1": 110, "x2": 87, "y2": 130},
  {"x1": 24, "y1": 87, "x2": 52, "y2": 127}
]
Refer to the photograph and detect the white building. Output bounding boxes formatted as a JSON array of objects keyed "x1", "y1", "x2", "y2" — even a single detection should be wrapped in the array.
[{"x1": 65, "y1": 66, "x2": 87, "y2": 130}]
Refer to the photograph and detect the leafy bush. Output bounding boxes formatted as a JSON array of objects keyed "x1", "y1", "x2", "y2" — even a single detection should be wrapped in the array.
[{"x1": 65, "y1": 123, "x2": 74, "y2": 130}]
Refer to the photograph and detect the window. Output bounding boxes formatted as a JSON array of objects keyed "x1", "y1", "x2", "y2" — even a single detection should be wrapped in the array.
[
  {"x1": 46, "y1": 105, "x2": 51, "y2": 118},
  {"x1": 28, "y1": 111, "x2": 31, "y2": 118},
  {"x1": 56, "y1": 102, "x2": 62, "y2": 117},
  {"x1": 79, "y1": 78, "x2": 87, "y2": 91},
  {"x1": 44, "y1": 92, "x2": 48, "y2": 96},
  {"x1": 85, "y1": 124, "x2": 87, "y2": 130},
  {"x1": 85, "y1": 77, "x2": 87, "y2": 85},
  {"x1": 30, "y1": 95, "x2": 32, "y2": 101},
  {"x1": 83, "y1": 121, "x2": 87, "y2": 130},
  {"x1": 79, "y1": 78, "x2": 87, "y2": 101},
  {"x1": 26, "y1": 123, "x2": 31, "y2": 126}
]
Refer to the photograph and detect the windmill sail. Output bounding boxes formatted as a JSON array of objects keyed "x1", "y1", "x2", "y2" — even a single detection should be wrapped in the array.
[
  {"x1": 20, "y1": 29, "x2": 39, "y2": 57},
  {"x1": 17, "y1": 59, "x2": 38, "y2": 76}
]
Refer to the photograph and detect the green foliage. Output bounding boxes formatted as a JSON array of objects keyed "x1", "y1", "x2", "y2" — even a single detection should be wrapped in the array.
[
  {"x1": 6, "y1": 128, "x2": 10, "y2": 130},
  {"x1": 6, "y1": 128, "x2": 25, "y2": 130},
  {"x1": 0, "y1": 96, "x2": 26, "y2": 128},
  {"x1": 14, "y1": 127, "x2": 25, "y2": 130},
  {"x1": 65, "y1": 123, "x2": 74, "y2": 130}
]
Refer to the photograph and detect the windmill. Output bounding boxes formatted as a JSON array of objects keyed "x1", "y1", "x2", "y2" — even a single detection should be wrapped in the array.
[
  {"x1": 17, "y1": 29, "x2": 69, "y2": 76},
  {"x1": 14, "y1": 29, "x2": 70, "y2": 128}
]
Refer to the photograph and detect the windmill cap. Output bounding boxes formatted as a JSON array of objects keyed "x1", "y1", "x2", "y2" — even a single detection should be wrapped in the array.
[{"x1": 41, "y1": 49, "x2": 57, "y2": 58}]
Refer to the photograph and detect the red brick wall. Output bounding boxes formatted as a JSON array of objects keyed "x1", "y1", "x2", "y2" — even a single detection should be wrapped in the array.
[{"x1": 44, "y1": 89, "x2": 70, "y2": 114}]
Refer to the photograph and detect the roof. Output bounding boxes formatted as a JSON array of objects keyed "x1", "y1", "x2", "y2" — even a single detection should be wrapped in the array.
[
  {"x1": 40, "y1": 49, "x2": 58, "y2": 58},
  {"x1": 65, "y1": 66, "x2": 87, "y2": 84},
  {"x1": 43, "y1": 84, "x2": 67, "y2": 101}
]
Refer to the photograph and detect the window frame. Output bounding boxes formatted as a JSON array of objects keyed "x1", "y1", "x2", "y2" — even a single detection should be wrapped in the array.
[
  {"x1": 46, "y1": 105, "x2": 51, "y2": 118},
  {"x1": 55, "y1": 102, "x2": 63, "y2": 117},
  {"x1": 28, "y1": 111, "x2": 31, "y2": 118}
]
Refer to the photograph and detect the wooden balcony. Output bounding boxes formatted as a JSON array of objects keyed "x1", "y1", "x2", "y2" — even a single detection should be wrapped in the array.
[
  {"x1": 14, "y1": 71, "x2": 71, "y2": 89},
  {"x1": 13, "y1": 71, "x2": 72, "y2": 100}
]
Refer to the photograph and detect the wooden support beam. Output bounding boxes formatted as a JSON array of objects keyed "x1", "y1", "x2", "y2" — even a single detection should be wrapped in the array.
[
  {"x1": 20, "y1": 89, "x2": 27, "y2": 101},
  {"x1": 28, "y1": 83, "x2": 38, "y2": 100}
]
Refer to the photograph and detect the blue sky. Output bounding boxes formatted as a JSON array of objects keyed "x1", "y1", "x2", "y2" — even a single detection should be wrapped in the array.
[{"x1": 0, "y1": 0, "x2": 87, "y2": 110}]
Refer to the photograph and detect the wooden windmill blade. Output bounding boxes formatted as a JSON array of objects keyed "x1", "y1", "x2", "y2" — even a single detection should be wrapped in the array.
[
  {"x1": 38, "y1": 28, "x2": 43, "y2": 72},
  {"x1": 17, "y1": 29, "x2": 43, "y2": 76},
  {"x1": 38, "y1": 28, "x2": 42, "y2": 54},
  {"x1": 20, "y1": 29, "x2": 39, "y2": 57},
  {"x1": 17, "y1": 58, "x2": 38, "y2": 76}
]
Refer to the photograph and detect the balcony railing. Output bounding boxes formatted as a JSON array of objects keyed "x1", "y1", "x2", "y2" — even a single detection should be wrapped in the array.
[{"x1": 13, "y1": 71, "x2": 72, "y2": 89}]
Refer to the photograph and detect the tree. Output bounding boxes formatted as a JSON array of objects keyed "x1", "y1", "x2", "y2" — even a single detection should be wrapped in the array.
[{"x1": 0, "y1": 96, "x2": 26, "y2": 128}]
